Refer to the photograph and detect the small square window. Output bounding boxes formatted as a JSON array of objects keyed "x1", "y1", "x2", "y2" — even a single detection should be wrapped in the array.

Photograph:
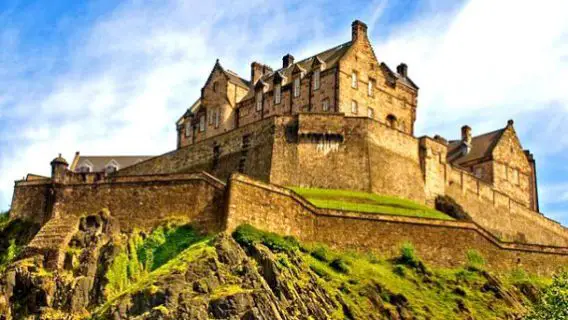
[
  {"x1": 351, "y1": 100, "x2": 358, "y2": 114},
  {"x1": 322, "y1": 99, "x2": 329, "y2": 112},
  {"x1": 351, "y1": 71, "x2": 358, "y2": 88}
]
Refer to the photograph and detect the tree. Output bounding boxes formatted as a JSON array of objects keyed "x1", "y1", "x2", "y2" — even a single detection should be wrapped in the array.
[{"x1": 526, "y1": 271, "x2": 568, "y2": 320}]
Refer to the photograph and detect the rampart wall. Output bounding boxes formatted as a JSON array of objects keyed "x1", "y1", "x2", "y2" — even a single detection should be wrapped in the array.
[
  {"x1": 419, "y1": 136, "x2": 568, "y2": 247},
  {"x1": 11, "y1": 172, "x2": 226, "y2": 232},
  {"x1": 225, "y1": 174, "x2": 568, "y2": 275}
]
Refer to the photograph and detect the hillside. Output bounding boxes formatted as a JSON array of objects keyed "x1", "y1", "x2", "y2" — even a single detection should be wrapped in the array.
[{"x1": 0, "y1": 216, "x2": 550, "y2": 319}]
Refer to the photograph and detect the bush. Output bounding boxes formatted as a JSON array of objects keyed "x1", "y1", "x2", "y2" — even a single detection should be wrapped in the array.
[
  {"x1": 398, "y1": 242, "x2": 419, "y2": 268},
  {"x1": 465, "y1": 250, "x2": 485, "y2": 271},
  {"x1": 329, "y1": 258, "x2": 350, "y2": 274},
  {"x1": 435, "y1": 196, "x2": 471, "y2": 221},
  {"x1": 526, "y1": 271, "x2": 568, "y2": 319},
  {"x1": 232, "y1": 224, "x2": 299, "y2": 253},
  {"x1": 393, "y1": 264, "x2": 406, "y2": 277},
  {"x1": 311, "y1": 246, "x2": 331, "y2": 262}
]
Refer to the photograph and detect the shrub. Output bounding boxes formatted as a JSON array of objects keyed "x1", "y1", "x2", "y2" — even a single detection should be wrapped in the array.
[
  {"x1": 465, "y1": 250, "x2": 485, "y2": 271},
  {"x1": 393, "y1": 264, "x2": 406, "y2": 277},
  {"x1": 232, "y1": 224, "x2": 299, "y2": 253},
  {"x1": 311, "y1": 246, "x2": 331, "y2": 262},
  {"x1": 329, "y1": 258, "x2": 350, "y2": 274},
  {"x1": 526, "y1": 271, "x2": 568, "y2": 319},
  {"x1": 435, "y1": 196, "x2": 471, "y2": 221},
  {"x1": 398, "y1": 242, "x2": 419, "y2": 268}
]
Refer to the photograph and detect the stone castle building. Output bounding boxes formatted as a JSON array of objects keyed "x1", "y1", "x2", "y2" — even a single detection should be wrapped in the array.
[{"x1": 8, "y1": 20, "x2": 567, "y2": 274}]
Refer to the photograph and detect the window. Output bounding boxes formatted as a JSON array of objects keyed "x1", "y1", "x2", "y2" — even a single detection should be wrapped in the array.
[
  {"x1": 208, "y1": 109, "x2": 214, "y2": 125},
  {"x1": 351, "y1": 71, "x2": 358, "y2": 88},
  {"x1": 199, "y1": 115, "x2": 205, "y2": 132},
  {"x1": 256, "y1": 91, "x2": 262, "y2": 111},
  {"x1": 77, "y1": 165, "x2": 91, "y2": 173},
  {"x1": 368, "y1": 79, "x2": 374, "y2": 96},
  {"x1": 322, "y1": 99, "x2": 329, "y2": 112},
  {"x1": 213, "y1": 81, "x2": 218, "y2": 92},
  {"x1": 475, "y1": 167, "x2": 483, "y2": 178},
  {"x1": 351, "y1": 100, "x2": 358, "y2": 114},
  {"x1": 105, "y1": 165, "x2": 118, "y2": 174},
  {"x1": 294, "y1": 77, "x2": 300, "y2": 97},
  {"x1": 386, "y1": 114, "x2": 397, "y2": 128},
  {"x1": 214, "y1": 108, "x2": 220, "y2": 128},
  {"x1": 512, "y1": 168, "x2": 519, "y2": 184},
  {"x1": 367, "y1": 107, "x2": 374, "y2": 118},
  {"x1": 185, "y1": 121, "x2": 191, "y2": 137},
  {"x1": 274, "y1": 83, "x2": 281, "y2": 104},
  {"x1": 313, "y1": 70, "x2": 320, "y2": 90},
  {"x1": 212, "y1": 144, "x2": 220, "y2": 170}
]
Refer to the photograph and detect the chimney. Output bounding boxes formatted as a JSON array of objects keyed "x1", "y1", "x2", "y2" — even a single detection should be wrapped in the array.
[
  {"x1": 351, "y1": 20, "x2": 368, "y2": 42},
  {"x1": 251, "y1": 62, "x2": 264, "y2": 84},
  {"x1": 283, "y1": 54, "x2": 294, "y2": 68},
  {"x1": 461, "y1": 125, "x2": 472, "y2": 146},
  {"x1": 507, "y1": 119, "x2": 514, "y2": 127},
  {"x1": 397, "y1": 63, "x2": 408, "y2": 77}
]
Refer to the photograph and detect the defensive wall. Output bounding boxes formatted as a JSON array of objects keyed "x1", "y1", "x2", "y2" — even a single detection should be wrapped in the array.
[
  {"x1": 225, "y1": 174, "x2": 568, "y2": 275},
  {"x1": 11, "y1": 172, "x2": 226, "y2": 232}
]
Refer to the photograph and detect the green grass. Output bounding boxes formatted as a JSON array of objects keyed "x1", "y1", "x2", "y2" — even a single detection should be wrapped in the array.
[{"x1": 289, "y1": 187, "x2": 453, "y2": 220}]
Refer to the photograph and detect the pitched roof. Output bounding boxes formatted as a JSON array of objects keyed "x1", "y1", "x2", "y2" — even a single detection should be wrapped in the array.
[
  {"x1": 224, "y1": 69, "x2": 250, "y2": 89},
  {"x1": 239, "y1": 41, "x2": 354, "y2": 101},
  {"x1": 70, "y1": 155, "x2": 154, "y2": 172},
  {"x1": 447, "y1": 128, "x2": 505, "y2": 166}
]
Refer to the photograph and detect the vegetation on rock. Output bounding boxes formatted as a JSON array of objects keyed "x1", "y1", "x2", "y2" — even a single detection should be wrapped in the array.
[
  {"x1": 435, "y1": 195, "x2": 472, "y2": 221},
  {"x1": 291, "y1": 187, "x2": 453, "y2": 220}
]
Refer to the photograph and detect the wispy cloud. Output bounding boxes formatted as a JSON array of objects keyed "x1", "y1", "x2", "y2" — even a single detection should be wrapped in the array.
[{"x1": 1, "y1": 0, "x2": 567, "y2": 225}]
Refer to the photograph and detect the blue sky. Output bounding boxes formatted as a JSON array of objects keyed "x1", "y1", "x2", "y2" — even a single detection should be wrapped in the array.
[{"x1": 1, "y1": 0, "x2": 567, "y2": 223}]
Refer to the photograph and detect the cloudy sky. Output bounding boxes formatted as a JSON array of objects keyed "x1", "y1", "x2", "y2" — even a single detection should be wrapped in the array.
[{"x1": 1, "y1": 0, "x2": 567, "y2": 223}]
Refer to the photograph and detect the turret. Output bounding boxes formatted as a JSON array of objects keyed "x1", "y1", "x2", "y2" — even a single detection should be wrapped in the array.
[{"x1": 50, "y1": 153, "x2": 68, "y2": 184}]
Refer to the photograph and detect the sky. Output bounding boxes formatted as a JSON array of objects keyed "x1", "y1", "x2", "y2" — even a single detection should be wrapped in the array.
[{"x1": 1, "y1": 0, "x2": 567, "y2": 223}]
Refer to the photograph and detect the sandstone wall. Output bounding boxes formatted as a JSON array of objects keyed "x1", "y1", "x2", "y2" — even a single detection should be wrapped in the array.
[
  {"x1": 225, "y1": 174, "x2": 568, "y2": 275},
  {"x1": 119, "y1": 117, "x2": 276, "y2": 182},
  {"x1": 10, "y1": 180, "x2": 52, "y2": 224},
  {"x1": 11, "y1": 173, "x2": 226, "y2": 232}
]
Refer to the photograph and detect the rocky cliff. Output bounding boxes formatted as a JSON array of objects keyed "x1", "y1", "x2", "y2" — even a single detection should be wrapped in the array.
[{"x1": 0, "y1": 214, "x2": 545, "y2": 319}]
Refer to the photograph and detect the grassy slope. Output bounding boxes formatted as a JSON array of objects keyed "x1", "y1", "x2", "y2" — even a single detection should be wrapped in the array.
[
  {"x1": 289, "y1": 187, "x2": 453, "y2": 220},
  {"x1": 90, "y1": 224, "x2": 547, "y2": 319}
]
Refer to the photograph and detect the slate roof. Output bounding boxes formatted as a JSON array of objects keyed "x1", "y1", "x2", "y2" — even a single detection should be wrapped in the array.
[
  {"x1": 240, "y1": 41, "x2": 354, "y2": 101},
  {"x1": 70, "y1": 155, "x2": 153, "y2": 172},
  {"x1": 447, "y1": 128, "x2": 505, "y2": 166}
]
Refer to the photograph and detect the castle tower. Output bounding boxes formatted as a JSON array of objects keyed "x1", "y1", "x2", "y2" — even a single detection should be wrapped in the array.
[{"x1": 50, "y1": 154, "x2": 68, "y2": 184}]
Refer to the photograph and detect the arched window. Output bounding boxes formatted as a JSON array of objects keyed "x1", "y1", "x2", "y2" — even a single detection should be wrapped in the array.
[
  {"x1": 386, "y1": 114, "x2": 397, "y2": 129},
  {"x1": 212, "y1": 81, "x2": 218, "y2": 92}
]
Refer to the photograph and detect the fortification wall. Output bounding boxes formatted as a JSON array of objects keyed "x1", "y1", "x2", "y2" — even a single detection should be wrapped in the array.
[
  {"x1": 119, "y1": 117, "x2": 276, "y2": 182},
  {"x1": 10, "y1": 180, "x2": 52, "y2": 224},
  {"x1": 419, "y1": 136, "x2": 568, "y2": 247},
  {"x1": 226, "y1": 174, "x2": 568, "y2": 275},
  {"x1": 11, "y1": 173, "x2": 226, "y2": 232}
]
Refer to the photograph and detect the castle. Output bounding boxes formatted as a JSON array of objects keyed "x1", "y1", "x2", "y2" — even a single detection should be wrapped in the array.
[{"x1": 8, "y1": 20, "x2": 568, "y2": 274}]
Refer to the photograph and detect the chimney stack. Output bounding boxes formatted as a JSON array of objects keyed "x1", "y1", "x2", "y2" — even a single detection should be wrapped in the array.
[
  {"x1": 282, "y1": 54, "x2": 294, "y2": 68},
  {"x1": 251, "y1": 62, "x2": 264, "y2": 84},
  {"x1": 351, "y1": 20, "x2": 368, "y2": 42},
  {"x1": 397, "y1": 63, "x2": 408, "y2": 77},
  {"x1": 461, "y1": 125, "x2": 472, "y2": 146}
]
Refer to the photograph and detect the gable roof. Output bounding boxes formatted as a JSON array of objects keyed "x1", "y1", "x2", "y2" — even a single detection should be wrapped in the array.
[
  {"x1": 70, "y1": 154, "x2": 154, "y2": 172},
  {"x1": 204, "y1": 60, "x2": 250, "y2": 92},
  {"x1": 447, "y1": 128, "x2": 506, "y2": 166},
  {"x1": 239, "y1": 41, "x2": 354, "y2": 101}
]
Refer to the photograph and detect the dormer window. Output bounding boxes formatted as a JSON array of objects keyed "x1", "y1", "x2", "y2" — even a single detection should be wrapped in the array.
[
  {"x1": 185, "y1": 121, "x2": 191, "y2": 137},
  {"x1": 77, "y1": 164, "x2": 92, "y2": 173},
  {"x1": 274, "y1": 83, "x2": 281, "y2": 104},
  {"x1": 294, "y1": 77, "x2": 300, "y2": 97},
  {"x1": 199, "y1": 115, "x2": 205, "y2": 132},
  {"x1": 105, "y1": 160, "x2": 120, "y2": 174},
  {"x1": 313, "y1": 70, "x2": 320, "y2": 90},
  {"x1": 256, "y1": 91, "x2": 263, "y2": 111},
  {"x1": 351, "y1": 71, "x2": 358, "y2": 88}
]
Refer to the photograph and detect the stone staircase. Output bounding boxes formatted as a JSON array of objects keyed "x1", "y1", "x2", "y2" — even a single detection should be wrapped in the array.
[{"x1": 24, "y1": 214, "x2": 80, "y2": 269}]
